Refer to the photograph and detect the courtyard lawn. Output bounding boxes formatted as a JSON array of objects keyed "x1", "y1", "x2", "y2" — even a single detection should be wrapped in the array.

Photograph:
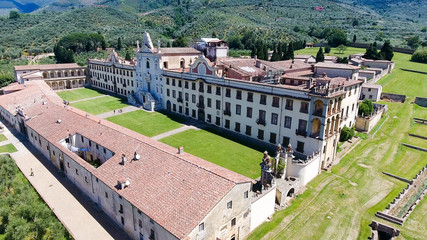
[
  {"x1": 107, "y1": 110, "x2": 184, "y2": 137},
  {"x1": 0, "y1": 134, "x2": 7, "y2": 142},
  {"x1": 248, "y1": 49, "x2": 427, "y2": 239},
  {"x1": 0, "y1": 143, "x2": 17, "y2": 153},
  {"x1": 56, "y1": 88, "x2": 105, "y2": 102},
  {"x1": 159, "y1": 129, "x2": 262, "y2": 179},
  {"x1": 70, "y1": 96, "x2": 128, "y2": 115}
]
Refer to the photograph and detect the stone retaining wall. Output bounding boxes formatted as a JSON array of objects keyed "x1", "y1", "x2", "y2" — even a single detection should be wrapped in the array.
[
  {"x1": 415, "y1": 97, "x2": 427, "y2": 107},
  {"x1": 381, "y1": 92, "x2": 406, "y2": 103}
]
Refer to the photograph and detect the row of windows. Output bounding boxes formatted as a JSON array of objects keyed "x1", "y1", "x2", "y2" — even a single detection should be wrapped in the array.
[
  {"x1": 166, "y1": 88, "x2": 310, "y2": 114},
  {"x1": 92, "y1": 81, "x2": 132, "y2": 96},
  {"x1": 91, "y1": 72, "x2": 134, "y2": 87},
  {"x1": 89, "y1": 64, "x2": 134, "y2": 77}
]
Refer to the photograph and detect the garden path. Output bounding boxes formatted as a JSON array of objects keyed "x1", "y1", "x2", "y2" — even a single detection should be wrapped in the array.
[
  {"x1": 97, "y1": 105, "x2": 140, "y2": 118},
  {"x1": 69, "y1": 94, "x2": 107, "y2": 103}
]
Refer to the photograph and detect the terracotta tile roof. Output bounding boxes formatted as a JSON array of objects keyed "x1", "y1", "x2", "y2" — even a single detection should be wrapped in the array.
[
  {"x1": 314, "y1": 62, "x2": 360, "y2": 70},
  {"x1": 0, "y1": 81, "x2": 252, "y2": 239},
  {"x1": 158, "y1": 48, "x2": 201, "y2": 55},
  {"x1": 14, "y1": 63, "x2": 81, "y2": 71}
]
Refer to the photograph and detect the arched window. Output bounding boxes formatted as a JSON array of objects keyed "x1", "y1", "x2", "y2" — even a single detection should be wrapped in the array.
[{"x1": 146, "y1": 60, "x2": 150, "y2": 69}]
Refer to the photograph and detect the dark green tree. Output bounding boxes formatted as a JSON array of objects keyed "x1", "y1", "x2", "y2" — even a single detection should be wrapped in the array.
[
  {"x1": 411, "y1": 47, "x2": 427, "y2": 63},
  {"x1": 353, "y1": 34, "x2": 357, "y2": 43},
  {"x1": 172, "y1": 36, "x2": 188, "y2": 47},
  {"x1": 324, "y1": 46, "x2": 331, "y2": 53},
  {"x1": 287, "y1": 42, "x2": 294, "y2": 60},
  {"x1": 117, "y1": 37, "x2": 122, "y2": 50},
  {"x1": 340, "y1": 126, "x2": 355, "y2": 142},
  {"x1": 125, "y1": 51, "x2": 131, "y2": 61},
  {"x1": 316, "y1": 47, "x2": 324, "y2": 62},
  {"x1": 227, "y1": 35, "x2": 244, "y2": 49},
  {"x1": 327, "y1": 28, "x2": 348, "y2": 47},
  {"x1": 363, "y1": 42, "x2": 379, "y2": 60},
  {"x1": 358, "y1": 99, "x2": 374, "y2": 116},
  {"x1": 379, "y1": 40, "x2": 394, "y2": 61},
  {"x1": 270, "y1": 44, "x2": 280, "y2": 61},
  {"x1": 9, "y1": 11, "x2": 19, "y2": 19}
]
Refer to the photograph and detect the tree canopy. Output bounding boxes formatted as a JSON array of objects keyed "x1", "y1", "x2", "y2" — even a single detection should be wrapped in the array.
[
  {"x1": 411, "y1": 47, "x2": 427, "y2": 63},
  {"x1": 358, "y1": 99, "x2": 374, "y2": 117},
  {"x1": 327, "y1": 28, "x2": 348, "y2": 47}
]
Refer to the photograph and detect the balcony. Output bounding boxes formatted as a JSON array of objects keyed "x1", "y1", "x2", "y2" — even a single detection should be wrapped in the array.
[
  {"x1": 223, "y1": 109, "x2": 231, "y2": 116},
  {"x1": 177, "y1": 98, "x2": 183, "y2": 103},
  {"x1": 295, "y1": 129, "x2": 307, "y2": 137},
  {"x1": 256, "y1": 119, "x2": 266, "y2": 126},
  {"x1": 313, "y1": 109, "x2": 324, "y2": 117}
]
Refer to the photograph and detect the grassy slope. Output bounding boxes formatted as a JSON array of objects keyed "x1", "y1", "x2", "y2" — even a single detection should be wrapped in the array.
[
  {"x1": 56, "y1": 88, "x2": 105, "y2": 102},
  {"x1": 248, "y1": 49, "x2": 427, "y2": 239},
  {"x1": 159, "y1": 129, "x2": 262, "y2": 179},
  {"x1": 70, "y1": 96, "x2": 128, "y2": 115},
  {"x1": 106, "y1": 110, "x2": 183, "y2": 137}
]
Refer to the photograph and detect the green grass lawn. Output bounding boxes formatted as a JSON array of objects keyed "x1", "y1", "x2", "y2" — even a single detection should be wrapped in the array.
[
  {"x1": 248, "y1": 48, "x2": 427, "y2": 240},
  {"x1": 0, "y1": 134, "x2": 7, "y2": 142},
  {"x1": 70, "y1": 96, "x2": 129, "y2": 115},
  {"x1": 107, "y1": 110, "x2": 184, "y2": 137},
  {"x1": 296, "y1": 46, "x2": 366, "y2": 58},
  {"x1": 160, "y1": 129, "x2": 262, "y2": 179},
  {"x1": 56, "y1": 88, "x2": 105, "y2": 102},
  {"x1": 0, "y1": 143, "x2": 17, "y2": 153}
]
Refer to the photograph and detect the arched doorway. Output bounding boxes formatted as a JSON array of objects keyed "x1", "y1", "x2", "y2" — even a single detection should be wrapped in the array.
[
  {"x1": 198, "y1": 109, "x2": 205, "y2": 122},
  {"x1": 287, "y1": 188, "x2": 295, "y2": 197},
  {"x1": 311, "y1": 118, "x2": 321, "y2": 138},
  {"x1": 166, "y1": 100, "x2": 171, "y2": 111}
]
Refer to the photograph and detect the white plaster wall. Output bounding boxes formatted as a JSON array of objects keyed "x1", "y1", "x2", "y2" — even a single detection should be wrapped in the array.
[
  {"x1": 250, "y1": 187, "x2": 276, "y2": 231},
  {"x1": 361, "y1": 86, "x2": 381, "y2": 102},
  {"x1": 286, "y1": 155, "x2": 321, "y2": 185}
]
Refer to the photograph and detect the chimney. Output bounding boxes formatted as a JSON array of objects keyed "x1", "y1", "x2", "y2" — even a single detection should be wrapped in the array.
[
  {"x1": 121, "y1": 154, "x2": 127, "y2": 165},
  {"x1": 134, "y1": 151, "x2": 140, "y2": 160},
  {"x1": 178, "y1": 146, "x2": 184, "y2": 154}
]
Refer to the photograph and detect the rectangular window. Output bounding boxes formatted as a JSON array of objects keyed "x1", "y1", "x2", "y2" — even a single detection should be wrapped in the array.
[
  {"x1": 207, "y1": 114, "x2": 212, "y2": 123},
  {"x1": 246, "y1": 107, "x2": 252, "y2": 118},
  {"x1": 215, "y1": 117, "x2": 220, "y2": 126},
  {"x1": 216, "y1": 100, "x2": 221, "y2": 110},
  {"x1": 236, "y1": 90, "x2": 242, "y2": 100},
  {"x1": 192, "y1": 94, "x2": 196, "y2": 103},
  {"x1": 105, "y1": 192, "x2": 108, "y2": 198},
  {"x1": 235, "y1": 122, "x2": 240, "y2": 132},
  {"x1": 226, "y1": 88, "x2": 231, "y2": 97},
  {"x1": 199, "y1": 223, "x2": 204, "y2": 232},
  {"x1": 272, "y1": 97, "x2": 280, "y2": 107},
  {"x1": 247, "y1": 92, "x2": 253, "y2": 102},
  {"x1": 284, "y1": 116, "x2": 292, "y2": 128},
  {"x1": 260, "y1": 94, "x2": 267, "y2": 105},
  {"x1": 227, "y1": 201, "x2": 232, "y2": 209},
  {"x1": 150, "y1": 229, "x2": 155, "y2": 240},
  {"x1": 298, "y1": 119, "x2": 307, "y2": 135},
  {"x1": 300, "y1": 102, "x2": 309, "y2": 113},
  {"x1": 245, "y1": 125, "x2": 251, "y2": 136},
  {"x1": 257, "y1": 129, "x2": 264, "y2": 140},
  {"x1": 178, "y1": 80, "x2": 182, "y2": 88},
  {"x1": 207, "y1": 85, "x2": 212, "y2": 93},
  {"x1": 296, "y1": 141, "x2": 305, "y2": 153},
  {"x1": 225, "y1": 119, "x2": 230, "y2": 129},
  {"x1": 236, "y1": 104, "x2": 241, "y2": 115},
  {"x1": 231, "y1": 218, "x2": 236, "y2": 227},
  {"x1": 166, "y1": 78, "x2": 170, "y2": 85},
  {"x1": 172, "y1": 90, "x2": 176, "y2": 98},
  {"x1": 185, "y1": 93, "x2": 189, "y2": 101},
  {"x1": 283, "y1": 137, "x2": 290, "y2": 147},
  {"x1": 207, "y1": 98, "x2": 212, "y2": 108},
  {"x1": 269, "y1": 132, "x2": 277, "y2": 144},
  {"x1": 185, "y1": 81, "x2": 188, "y2": 89},
  {"x1": 244, "y1": 191, "x2": 248, "y2": 198},
  {"x1": 216, "y1": 87, "x2": 221, "y2": 96},
  {"x1": 172, "y1": 79, "x2": 175, "y2": 86},
  {"x1": 271, "y1": 113, "x2": 278, "y2": 125},
  {"x1": 192, "y1": 109, "x2": 196, "y2": 118},
  {"x1": 166, "y1": 89, "x2": 170, "y2": 97},
  {"x1": 75, "y1": 169, "x2": 79, "y2": 175},
  {"x1": 119, "y1": 204, "x2": 124, "y2": 213},
  {"x1": 139, "y1": 219, "x2": 142, "y2": 228},
  {"x1": 121, "y1": 216, "x2": 124, "y2": 225},
  {"x1": 286, "y1": 99, "x2": 293, "y2": 110},
  {"x1": 192, "y1": 82, "x2": 196, "y2": 90}
]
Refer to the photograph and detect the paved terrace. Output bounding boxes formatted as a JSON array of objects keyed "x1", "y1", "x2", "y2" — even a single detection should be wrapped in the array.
[{"x1": 0, "y1": 120, "x2": 129, "y2": 240}]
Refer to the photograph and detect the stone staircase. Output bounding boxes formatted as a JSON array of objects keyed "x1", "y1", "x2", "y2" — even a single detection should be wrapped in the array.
[{"x1": 128, "y1": 91, "x2": 162, "y2": 112}]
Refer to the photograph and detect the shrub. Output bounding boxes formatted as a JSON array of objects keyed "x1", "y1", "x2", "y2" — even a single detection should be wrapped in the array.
[
  {"x1": 358, "y1": 99, "x2": 374, "y2": 116},
  {"x1": 411, "y1": 47, "x2": 427, "y2": 63},
  {"x1": 340, "y1": 126, "x2": 355, "y2": 142},
  {"x1": 324, "y1": 46, "x2": 331, "y2": 53}
]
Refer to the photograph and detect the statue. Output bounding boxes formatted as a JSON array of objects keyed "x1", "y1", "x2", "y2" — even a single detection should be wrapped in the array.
[{"x1": 260, "y1": 151, "x2": 273, "y2": 189}]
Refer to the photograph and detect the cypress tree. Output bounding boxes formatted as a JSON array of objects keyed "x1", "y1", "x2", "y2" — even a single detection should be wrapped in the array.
[
  {"x1": 316, "y1": 47, "x2": 324, "y2": 62},
  {"x1": 364, "y1": 42, "x2": 379, "y2": 60},
  {"x1": 379, "y1": 40, "x2": 394, "y2": 61},
  {"x1": 117, "y1": 37, "x2": 122, "y2": 50},
  {"x1": 287, "y1": 42, "x2": 294, "y2": 60},
  {"x1": 125, "y1": 51, "x2": 131, "y2": 61},
  {"x1": 353, "y1": 34, "x2": 357, "y2": 43}
]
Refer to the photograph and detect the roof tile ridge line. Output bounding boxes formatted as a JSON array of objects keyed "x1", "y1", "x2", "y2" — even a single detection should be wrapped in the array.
[{"x1": 61, "y1": 106, "x2": 249, "y2": 184}]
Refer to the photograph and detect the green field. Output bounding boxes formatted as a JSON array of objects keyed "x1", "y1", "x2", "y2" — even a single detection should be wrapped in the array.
[
  {"x1": 70, "y1": 96, "x2": 128, "y2": 115},
  {"x1": 249, "y1": 49, "x2": 427, "y2": 239},
  {"x1": 56, "y1": 88, "x2": 105, "y2": 102},
  {"x1": 0, "y1": 144, "x2": 17, "y2": 153},
  {"x1": 0, "y1": 134, "x2": 7, "y2": 142},
  {"x1": 159, "y1": 129, "x2": 263, "y2": 179},
  {"x1": 107, "y1": 110, "x2": 184, "y2": 137}
]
